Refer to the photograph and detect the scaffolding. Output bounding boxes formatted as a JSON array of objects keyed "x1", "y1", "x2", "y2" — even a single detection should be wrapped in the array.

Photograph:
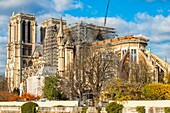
[
  {"x1": 42, "y1": 18, "x2": 66, "y2": 73},
  {"x1": 69, "y1": 21, "x2": 117, "y2": 44},
  {"x1": 44, "y1": 25, "x2": 58, "y2": 70}
]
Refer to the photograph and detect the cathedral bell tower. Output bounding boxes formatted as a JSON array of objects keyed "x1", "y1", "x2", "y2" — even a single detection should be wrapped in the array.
[{"x1": 5, "y1": 13, "x2": 37, "y2": 91}]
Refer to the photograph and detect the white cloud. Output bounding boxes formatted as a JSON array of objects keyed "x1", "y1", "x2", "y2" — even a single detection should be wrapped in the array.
[
  {"x1": 0, "y1": 0, "x2": 83, "y2": 15},
  {"x1": 0, "y1": 0, "x2": 30, "y2": 9},
  {"x1": 64, "y1": 13, "x2": 170, "y2": 42},
  {"x1": 52, "y1": 0, "x2": 83, "y2": 12},
  {"x1": 0, "y1": 15, "x2": 9, "y2": 35},
  {"x1": 0, "y1": 0, "x2": 51, "y2": 9},
  {"x1": 148, "y1": 43, "x2": 170, "y2": 63},
  {"x1": 62, "y1": 13, "x2": 170, "y2": 63}
]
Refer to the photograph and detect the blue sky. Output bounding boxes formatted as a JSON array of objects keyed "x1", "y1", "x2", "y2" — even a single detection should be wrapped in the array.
[{"x1": 0, "y1": 0, "x2": 170, "y2": 74}]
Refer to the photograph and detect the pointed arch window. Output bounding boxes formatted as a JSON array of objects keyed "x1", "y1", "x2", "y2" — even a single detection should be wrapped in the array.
[
  {"x1": 22, "y1": 21, "x2": 25, "y2": 43},
  {"x1": 28, "y1": 21, "x2": 31, "y2": 43}
]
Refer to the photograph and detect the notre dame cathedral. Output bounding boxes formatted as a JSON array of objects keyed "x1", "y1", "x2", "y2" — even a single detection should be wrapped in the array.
[{"x1": 5, "y1": 13, "x2": 170, "y2": 94}]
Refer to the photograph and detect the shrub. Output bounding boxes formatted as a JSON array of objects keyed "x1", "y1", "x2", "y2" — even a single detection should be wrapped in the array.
[
  {"x1": 21, "y1": 102, "x2": 38, "y2": 113},
  {"x1": 0, "y1": 91, "x2": 19, "y2": 101},
  {"x1": 142, "y1": 83, "x2": 170, "y2": 100},
  {"x1": 106, "y1": 102, "x2": 123, "y2": 113},
  {"x1": 164, "y1": 107, "x2": 170, "y2": 113},
  {"x1": 81, "y1": 106, "x2": 88, "y2": 113},
  {"x1": 136, "y1": 106, "x2": 145, "y2": 113},
  {"x1": 13, "y1": 88, "x2": 20, "y2": 95},
  {"x1": 96, "y1": 107, "x2": 101, "y2": 113},
  {"x1": 19, "y1": 92, "x2": 40, "y2": 101},
  {"x1": 103, "y1": 78, "x2": 143, "y2": 101}
]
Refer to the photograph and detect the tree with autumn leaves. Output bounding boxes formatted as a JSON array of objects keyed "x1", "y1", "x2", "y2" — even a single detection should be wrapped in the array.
[
  {"x1": 0, "y1": 91, "x2": 40, "y2": 101},
  {"x1": 0, "y1": 76, "x2": 40, "y2": 101},
  {"x1": 101, "y1": 78, "x2": 143, "y2": 101},
  {"x1": 101, "y1": 78, "x2": 170, "y2": 101}
]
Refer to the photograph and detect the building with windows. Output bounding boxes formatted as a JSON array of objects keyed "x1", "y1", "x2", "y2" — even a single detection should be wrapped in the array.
[
  {"x1": 92, "y1": 35, "x2": 170, "y2": 82},
  {"x1": 5, "y1": 13, "x2": 170, "y2": 93},
  {"x1": 5, "y1": 13, "x2": 37, "y2": 91}
]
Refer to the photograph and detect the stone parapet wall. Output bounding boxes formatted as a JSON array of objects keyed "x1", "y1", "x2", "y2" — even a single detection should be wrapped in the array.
[{"x1": 0, "y1": 100, "x2": 170, "y2": 113}]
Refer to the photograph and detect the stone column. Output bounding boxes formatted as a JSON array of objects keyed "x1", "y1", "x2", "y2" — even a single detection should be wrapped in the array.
[
  {"x1": 100, "y1": 107, "x2": 107, "y2": 113},
  {"x1": 153, "y1": 107, "x2": 156, "y2": 113},
  {"x1": 34, "y1": 22, "x2": 37, "y2": 43},
  {"x1": 86, "y1": 107, "x2": 98, "y2": 113},
  {"x1": 145, "y1": 107, "x2": 150, "y2": 113},
  {"x1": 18, "y1": 19, "x2": 21, "y2": 43},
  {"x1": 11, "y1": 23, "x2": 14, "y2": 42},
  {"x1": 155, "y1": 66, "x2": 159, "y2": 82},
  {"x1": 14, "y1": 22, "x2": 16, "y2": 42},
  {"x1": 64, "y1": 47, "x2": 68, "y2": 71},
  {"x1": 58, "y1": 46, "x2": 65, "y2": 76},
  {"x1": 7, "y1": 46, "x2": 10, "y2": 63},
  {"x1": 16, "y1": 20, "x2": 18, "y2": 42},
  {"x1": 32, "y1": 21, "x2": 37, "y2": 53},
  {"x1": 25, "y1": 21, "x2": 28, "y2": 43}
]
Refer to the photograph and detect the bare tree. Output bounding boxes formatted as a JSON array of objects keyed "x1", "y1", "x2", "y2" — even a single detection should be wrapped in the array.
[
  {"x1": 61, "y1": 57, "x2": 88, "y2": 100},
  {"x1": 62, "y1": 45, "x2": 120, "y2": 102},
  {"x1": 127, "y1": 61, "x2": 152, "y2": 84},
  {"x1": 0, "y1": 75, "x2": 8, "y2": 91}
]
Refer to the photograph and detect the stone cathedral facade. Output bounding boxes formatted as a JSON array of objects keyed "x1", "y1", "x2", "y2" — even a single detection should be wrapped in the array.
[
  {"x1": 5, "y1": 13, "x2": 170, "y2": 94},
  {"x1": 5, "y1": 13, "x2": 37, "y2": 91}
]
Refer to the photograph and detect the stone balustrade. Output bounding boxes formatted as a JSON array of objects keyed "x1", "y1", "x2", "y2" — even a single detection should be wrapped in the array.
[{"x1": 0, "y1": 100, "x2": 170, "y2": 113}]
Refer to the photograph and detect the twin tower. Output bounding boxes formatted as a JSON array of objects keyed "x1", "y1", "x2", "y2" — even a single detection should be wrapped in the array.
[{"x1": 5, "y1": 13, "x2": 73, "y2": 91}]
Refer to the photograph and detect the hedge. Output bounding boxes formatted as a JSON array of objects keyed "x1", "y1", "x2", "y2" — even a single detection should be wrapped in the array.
[
  {"x1": 136, "y1": 106, "x2": 145, "y2": 113},
  {"x1": 164, "y1": 107, "x2": 170, "y2": 113},
  {"x1": 106, "y1": 102, "x2": 123, "y2": 113},
  {"x1": 21, "y1": 102, "x2": 38, "y2": 113},
  {"x1": 81, "y1": 106, "x2": 88, "y2": 113}
]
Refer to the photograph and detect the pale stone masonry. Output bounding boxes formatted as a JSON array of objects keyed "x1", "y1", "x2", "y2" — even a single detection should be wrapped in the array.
[
  {"x1": 5, "y1": 13, "x2": 37, "y2": 91},
  {"x1": 92, "y1": 35, "x2": 170, "y2": 82},
  {"x1": 5, "y1": 12, "x2": 170, "y2": 93},
  {"x1": 0, "y1": 100, "x2": 170, "y2": 113}
]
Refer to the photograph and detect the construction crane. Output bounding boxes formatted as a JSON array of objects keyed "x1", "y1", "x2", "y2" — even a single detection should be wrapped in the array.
[{"x1": 104, "y1": 0, "x2": 110, "y2": 26}]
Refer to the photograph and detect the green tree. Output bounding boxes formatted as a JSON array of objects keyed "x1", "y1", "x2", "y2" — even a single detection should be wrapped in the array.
[{"x1": 43, "y1": 76, "x2": 67, "y2": 100}]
